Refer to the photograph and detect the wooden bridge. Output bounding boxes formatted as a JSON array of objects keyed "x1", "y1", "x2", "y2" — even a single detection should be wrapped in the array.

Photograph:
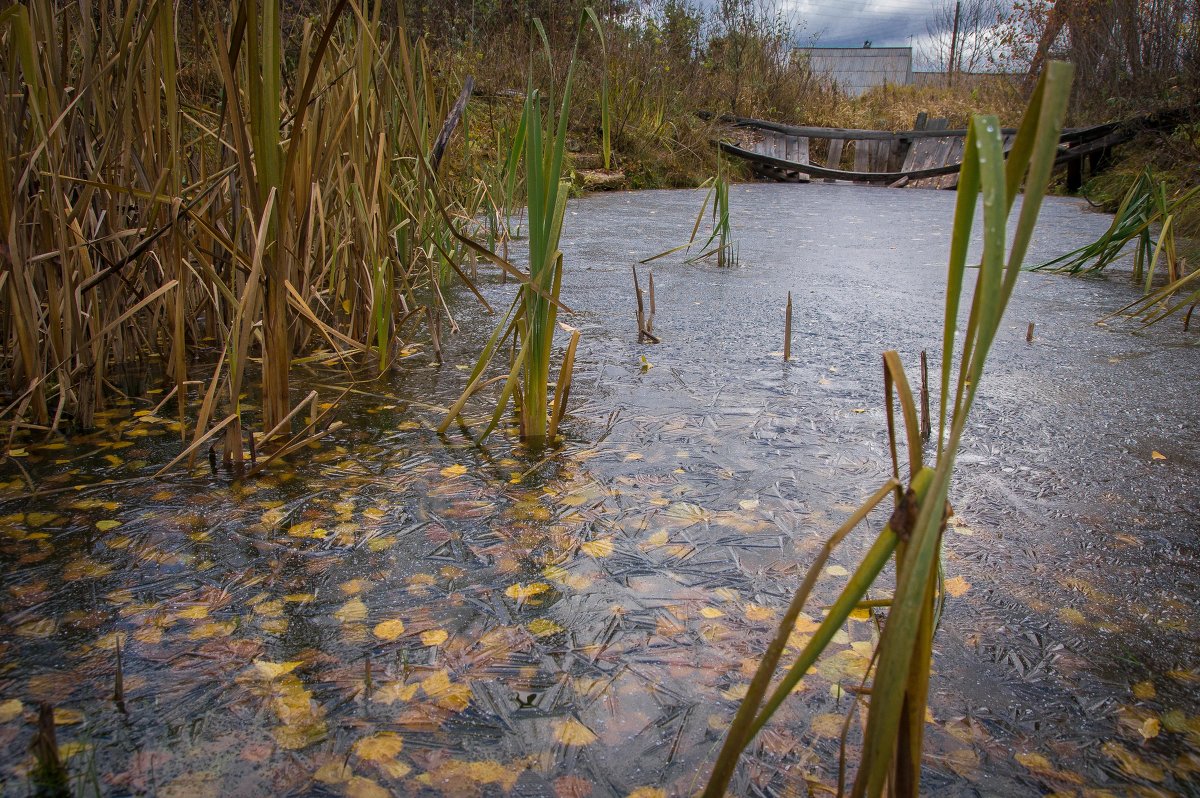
[{"x1": 712, "y1": 111, "x2": 1146, "y2": 190}]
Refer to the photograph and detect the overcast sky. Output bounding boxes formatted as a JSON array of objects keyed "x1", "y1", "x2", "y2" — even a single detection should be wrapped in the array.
[
  {"x1": 778, "y1": 0, "x2": 1016, "y2": 70},
  {"x1": 782, "y1": 0, "x2": 951, "y2": 65},
  {"x1": 786, "y1": 0, "x2": 939, "y2": 45}
]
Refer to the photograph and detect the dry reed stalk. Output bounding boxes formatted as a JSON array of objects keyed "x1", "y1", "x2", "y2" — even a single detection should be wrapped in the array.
[
  {"x1": 784, "y1": 291, "x2": 792, "y2": 361},
  {"x1": 0, "y1": 0, "x2": 501, "y2": 452},
  {"x1": 919, "y1": 349, "x2": 930, "y2": 440},
  {"x1": 632, "y1": 265, "x2": 660, "y2": 343}
]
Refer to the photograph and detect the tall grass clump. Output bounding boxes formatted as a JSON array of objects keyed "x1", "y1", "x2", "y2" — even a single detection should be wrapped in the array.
[
  {"x1": 0, "y1": 1, "x2": 517, "y2": 464},
  {"x1": 1034, "y1": 167, "x2": 1200, "y2": 291},
  {"x1": 703, "y1": 61, "x2": 1074, "y2": 798},
  {"x1": 641, "y1": 154, "x2": 737, "y2": 267},
  {"x1": 439, "y1": 19, "x2": 592, "y2": 449}
]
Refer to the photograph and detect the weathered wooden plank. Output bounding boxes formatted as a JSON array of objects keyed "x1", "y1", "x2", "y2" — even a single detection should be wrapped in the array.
[
  {"x1": 719, "y1": 141, "x2": 972, "y2": 182},
  {"x1": 718, "y1": 111, "x2": 1142, "y2": 186},
  {"x1": 908, "y1": 118, "x2": 951, "y2": 189},
  {"x1": 900, "y1": 117, "x2": 927, "y2": 173},
  {"x1": 871, "y1": 139, "x2": 891, "y2": 173},
  {"x1": 824, "y1": 139, "x2": 844, "y2": 183},
  {"x1": 708, "y1": 112, "x2": 1107, "y2": 143},
  {"x1": 853, "y1": 139, "x2": 870, "y2": 176},
  {"x1": 934, "y1": 137, "x2": 965, "y2": 189}
]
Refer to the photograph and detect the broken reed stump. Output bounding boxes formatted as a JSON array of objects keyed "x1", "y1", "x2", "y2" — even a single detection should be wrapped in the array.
[
  {"x1": 920, "y1": 350, "x2": 931, "y2": 441},
  {"x1": 31, "y1": 702, "x2": 69, "y2": 796},
  {"x1": 648, "y1": 272, "x2": 656, "y2": 336},
  {"x1": 427, "y1": 305, "x2": 443, "y2": 365},
  {"x1": 784, "y1": 292, "x2": 792, "y2": 362},
  {"x1": 633, "y1": 266, "x2": 661, "y2": 343},
  {"x1": 114, "y1": 637, "x2": 126, "y2": 711}
]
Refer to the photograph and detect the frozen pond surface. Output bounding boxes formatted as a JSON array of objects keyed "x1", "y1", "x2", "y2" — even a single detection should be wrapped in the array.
[{"x1": 1, "y1": 183, "x2": 1197, "y2": 796}]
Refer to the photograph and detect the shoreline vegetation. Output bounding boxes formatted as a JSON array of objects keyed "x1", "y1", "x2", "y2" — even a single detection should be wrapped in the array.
[{"x1": 1, "y1": 0, "x2": 1196, "y2": 448}]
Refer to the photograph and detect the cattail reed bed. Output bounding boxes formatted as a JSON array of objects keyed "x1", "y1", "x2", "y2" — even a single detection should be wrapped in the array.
[
  {"x1": 0, "y1": 182, "x2": 1196, "y2": 796},
  {"x1": 0, "y1": 0, "x2": 543, "y2": 454}
]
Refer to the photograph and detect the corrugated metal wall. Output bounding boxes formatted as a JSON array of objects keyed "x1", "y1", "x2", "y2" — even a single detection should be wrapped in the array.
[{"x1": 795, "y1": 47, "x2": 913, "y2": 97}]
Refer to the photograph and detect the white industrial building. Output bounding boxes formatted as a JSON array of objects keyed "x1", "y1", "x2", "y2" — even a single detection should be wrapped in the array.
[{"x1": 795, "y1": 46, "x2": 914, "y2": 96}]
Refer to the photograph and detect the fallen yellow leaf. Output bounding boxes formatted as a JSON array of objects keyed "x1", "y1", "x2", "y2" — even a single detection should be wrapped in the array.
[
  {"x1": 628, "y1": 789, "x2": 666, "y2": 798},
  {"x1": 793, "y1": 613, "x2": 820, "y2": 633},
  {"x1": 528, "y1": 618, "x2": 564, "y2": 637},
  {"x1": 421, "y1": 669, "x2": 471, "y2": 711},
  {"x1": 420, "y1": 629, "x2": 448, "y2": 646},
  {"x1": 1151, "y1": 451, "x2": 1167, "y2": 461},
  {"x1": 810, "y1": 713, "x2": 845, "y2": 738},
  {"x1": 440, "y1": 464, "x2": 468, "y2": 478},
  {"x1": 16, "y1": 619, "x2": 57, "y2": 638},
  {"x1": 643, "y1": 530, "x2": 670, "y2": 548},
  {"x1": 1015, "y1": 752, "x2": 1053, "y2": 772},
  {"x1": 345, "y1": 776, "x2": 391, "y2": 798},
  {"x1": 1101, "y1": 741, "x2": 1165, "y2": 781},
  {"x1": 0, "y1": 699, "x2": 23, "y2": 723},
  {"x1": 744, "y1": 604, "x2": 776, "y2": 622},
  {"x1": 1132, "y1": 680, "x2": 1156, "y2": 700},
  {"x1": 334, "y1": 598, "x2": 368, "y2": 624},
  {"x1": 721, "y1": 683, "x2": 749, "y2": 700},
  {"x1": 580, "y1": 538, "x2": 614, "y2": 557},
  {"x1": 313, "y1": 761, "x2": 352, "y2": 784},
  {"x1": 287, "y1": 521, "x2": 327, "y2": 539},
  {"x1": 944, "y1": 575, "x2": 971, "y2": 598},
  {"x1": 555, "y1": 717, "x2": 597, "y2": 746},
  {"x1": 372, "y1": 619, "x2": 406, "y2": 641},
  {"x1": 1058, "y1": 607, "x2": 1086, "y2": 625},
  {"x1": 54, "y1": 708, "x2": 84, "y2": 725},
  {"x1": 252, "y1": 660, "x2": 303, "y2": 680},
  {"x1": 354, "y1": 731, "x2": 404, "y2": 762},
  {"x1": 374, "y1": 682, "x2": 419, "y2": 705},
  {"x1": 505, "y1": 582, "x2": 551, "y2": 601},
  {"x1": 189, "y1": 620, "x2": 236, "y2": 639}
]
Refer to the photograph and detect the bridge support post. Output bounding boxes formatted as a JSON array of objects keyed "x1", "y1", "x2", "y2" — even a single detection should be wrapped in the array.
[{"x1": 1067, "y1": 156, "x2": 1083, "y2": 193}]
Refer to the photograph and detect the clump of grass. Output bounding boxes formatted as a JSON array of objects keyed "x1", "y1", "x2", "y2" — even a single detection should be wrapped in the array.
[
  {"x1": 1106, "y1": 254, "x2": 1200, "y2": 329},
  {"x1": 1034, "y1": 168, "x2": 1200, "y2": 289},
  {"x1": 440, "y1": 16, "x2": 593, "y2": 449},
  {"x1": 641, "y1": 154, "x2": 738, "y2": 267},
  {"x1": 703, "y1": 61, "x2": 1073, "y2": 798},
  {"x1": 703, "y1": 157, "x2": 738, "y2": 268},
  {"x1": 0, "y1": 0, "x2": 513, "y2": 465}
]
